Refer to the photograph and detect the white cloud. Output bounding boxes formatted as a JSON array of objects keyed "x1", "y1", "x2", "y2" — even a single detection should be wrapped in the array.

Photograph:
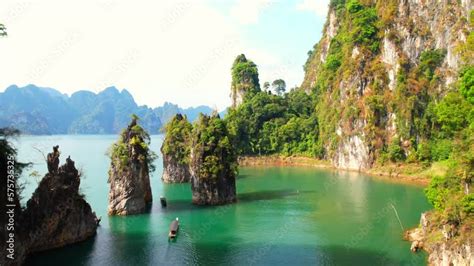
[
  {"x1": 296, "y1": 0, "x2": 329, "y2": 18},
  {"x1": 230, "y1": 0, "x2": 273, "y2": 25}
]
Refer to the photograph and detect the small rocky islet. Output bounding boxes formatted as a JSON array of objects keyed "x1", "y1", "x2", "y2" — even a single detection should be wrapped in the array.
[
  {"x1": 107, "y1": 115, "x2": 155, "y2": 215},
  {"x1": 160, "y1": 112, "x2": 238, "y2": 205},
  {"x1": 0, "y1": 144, "x2": 99, "y2": 265}
]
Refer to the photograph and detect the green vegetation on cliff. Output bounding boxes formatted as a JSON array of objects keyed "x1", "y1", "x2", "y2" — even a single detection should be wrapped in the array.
[
  {"x1": 161, "y1": 114, "x2": 192, "y2": 164},
  {"x1": 192, "y1": 113, "x2": 237, "y2": 180},
  {"x1": 108, "y1": 114, "x2": 157, "y2": 172},
  {"x1": 226, "y1": 0, "x2": 473, "y2": 243},
  {"x1": 422, "y1": 11, "x2": 474, "y2": 227},
  {"x1": 231, "y1": 54, "x2": 260, "y2": 94}
]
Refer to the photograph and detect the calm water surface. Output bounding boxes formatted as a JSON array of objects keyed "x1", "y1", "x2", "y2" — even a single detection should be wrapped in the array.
[{"x1": 14, "y1": 135, "x2": 431, "y2": 265}]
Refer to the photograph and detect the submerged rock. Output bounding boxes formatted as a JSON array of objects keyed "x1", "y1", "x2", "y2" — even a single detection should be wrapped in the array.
[
  {"x1": 21, "y1": 149, "x2": 98, "y2": 254},
  {"x1": 161, "y1": 114, "x2": 192, "y2": 183},
  {"x1": 108, "y1": 115, "x2": 156, "y2": 215},
  {"x1": 190, "y1": 113, "x2": 237, "y2": 205}
]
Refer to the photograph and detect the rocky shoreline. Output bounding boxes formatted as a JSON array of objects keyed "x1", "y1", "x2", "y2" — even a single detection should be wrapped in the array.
[{"x1": 405, "y1": 213, "x2": 473, "y2": 265}]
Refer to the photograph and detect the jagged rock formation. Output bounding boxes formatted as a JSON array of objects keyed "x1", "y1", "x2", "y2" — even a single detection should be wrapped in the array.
[
  {"x1": 300, "y1": 0, "x2": 472, "y2": 171},
  {"x1": 161, "y1": 114, "x2": 192, "y2": 183},
  {"x1": 47, "y1": 145, "x2": 60, "y2": 173},
  {"x1": 20, "y1": 150, "x2": 99, "y2": 253},
  {"x1": 190, "y1": 113, "x2": 237, "y2": 205},
  {"x1": 1, "y1": 140, "x2": 98, "y2": 265},
  {"x1": 406, "y1": 212, "x2": 473, "y2": 265},
  {"x1": 108, "y1": 116, "x2": 155, "y2": 215},
  {"x1": 230, "y1": 54, "x2": 261, "y2": 107}
]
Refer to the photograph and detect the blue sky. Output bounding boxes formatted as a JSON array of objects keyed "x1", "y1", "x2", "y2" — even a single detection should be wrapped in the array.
[{"x1": 0, "y1": 0, "x2": 329, "y2": 109}]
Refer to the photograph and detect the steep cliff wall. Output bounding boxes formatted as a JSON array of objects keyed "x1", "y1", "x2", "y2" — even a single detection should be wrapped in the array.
[{"x1": 301, "y1": 0, "x2": 472, "y2": 170}]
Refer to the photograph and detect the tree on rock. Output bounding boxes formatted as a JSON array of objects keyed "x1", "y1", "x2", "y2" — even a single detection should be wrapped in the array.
[
  {"x1": 108, "y1": 114, "x2": 156, "y2": 215},
  {"x1": 272, "y1": 79, "x2": 286, "y2": 96},
  {"x1": 190, "y1": 113, "x2": 237, "y2": 205},
  {"x1": 161, "y1": 114, "x2": 193, "y2": 183},
  {"x1": 231, "y1": 54, "x2": 261, "y2": 108}
]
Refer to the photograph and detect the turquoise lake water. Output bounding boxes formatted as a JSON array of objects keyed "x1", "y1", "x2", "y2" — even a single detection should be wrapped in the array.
[{"x1": 13, "y1": 135, "x2": 431, "y2": 265}]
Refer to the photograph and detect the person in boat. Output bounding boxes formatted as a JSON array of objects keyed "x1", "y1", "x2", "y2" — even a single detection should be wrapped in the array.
[{"x1": 169, "y1": 217, "x2": 179, "y2": 239}]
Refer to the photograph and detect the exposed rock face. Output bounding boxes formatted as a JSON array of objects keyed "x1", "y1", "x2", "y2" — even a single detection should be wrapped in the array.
[
  {"x1": 230, "y1": 54, "x2": 260, "y2": 108},
  {"x1": 1, "y1": 144, "x2": 98, "y2": 265},
  {"x1": 161, "y1": 114, "x2": 192, "y2": 183},
  {"x1": 335, "y1": 133, "x2": 370, "y2": 171},
  {"x1": 108, "y1": 117, "x2": 155, "y2": 215},
  {"x1": 162, "y1": 154, "x2": 191, "y2": 183},
  {"x1": 300, "y1": 0, "x2": 471, "y2": 170},
  {"x1": 21, "y1": 153, "x2": 98, "y2": 253},
  {"x1": 406, "y1": 213, "x2": 473, "y2": 266},
  {"x1": 190, "y1": 114, "x2": 237, "y2": 205},
  {"x1": 47, "y1": 145, "x2": 60, "y2": 173}
]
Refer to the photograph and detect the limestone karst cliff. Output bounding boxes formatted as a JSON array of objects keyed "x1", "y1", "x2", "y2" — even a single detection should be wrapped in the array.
[
  {"x1": 190, "y1": 113, "x2": 237, "y2": 205},
  {"x1": 161, "y1": 114, "x2": 192, "y2": 183},
  {"x1": 108, "y1": 115, "x2": 156, "y2": 215},
  {"x1": 21, "y1": 148, "x2": 98, "y2": 253},
  {"x1": 0, "y1": 143, "x2": 98, "y2": 265},
  {"x1": 230, "y1": 54, "x2": 261, "y2": 108},
  {"x1": 301, "y1": 0, "x2": 472, "y2": 171},
  {"x1": 299, "y1": 1, "x2": 473, "y2": 264}
]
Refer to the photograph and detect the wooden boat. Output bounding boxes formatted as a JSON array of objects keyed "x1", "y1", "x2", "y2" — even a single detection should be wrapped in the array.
[
  {"x1": 168, "y1": 218, "x2": 179, "y2": 239},
  {"x1": 160, "y1": 196, "x2": 167, "y2": 207}
]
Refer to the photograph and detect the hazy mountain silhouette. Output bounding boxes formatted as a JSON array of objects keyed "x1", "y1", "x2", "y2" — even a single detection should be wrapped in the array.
[{"x1": 0, "y1": 84, "x2": 218, "y2": 134}]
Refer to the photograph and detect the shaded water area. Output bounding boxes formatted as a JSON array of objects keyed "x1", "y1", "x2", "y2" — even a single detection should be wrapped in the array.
[{"x1": 14, "y1": 135, "x2": 431, "y2": 265}]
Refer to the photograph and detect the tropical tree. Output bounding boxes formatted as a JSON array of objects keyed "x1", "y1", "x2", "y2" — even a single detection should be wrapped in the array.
[
  {"x1": 263, "y1": 81, "x2": 270, "y2": 92},
  {"x1": 0, "y1": 23, "x2": 6, "y2": 36},
  {"x1": 272, "y1": 79, "x2": 286, "y2": 96}
]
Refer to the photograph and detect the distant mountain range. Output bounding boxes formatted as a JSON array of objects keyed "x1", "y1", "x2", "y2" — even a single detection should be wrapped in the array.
[{"x1": 0, "y1": 84, "x2": 222, "y2": 135}]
